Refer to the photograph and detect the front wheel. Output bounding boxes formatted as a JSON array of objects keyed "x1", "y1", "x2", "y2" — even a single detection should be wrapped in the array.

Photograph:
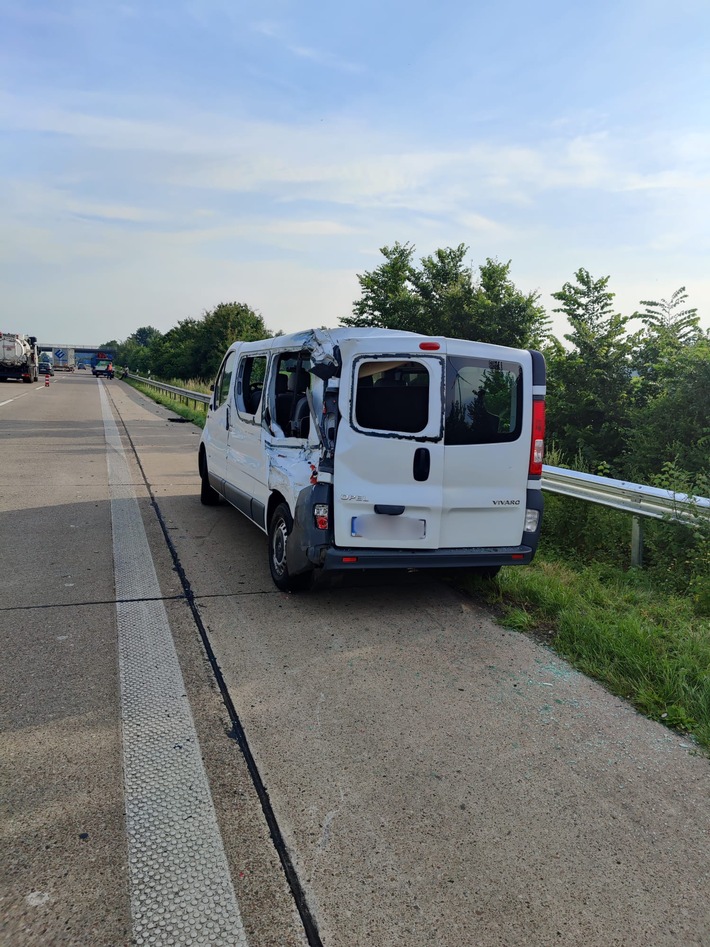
[{"x1": 268, "y1": 503, "x2": 313, "y2": 592}]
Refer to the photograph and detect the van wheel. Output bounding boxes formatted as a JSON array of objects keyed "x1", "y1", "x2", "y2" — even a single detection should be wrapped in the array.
[
  {"x1": 199, "y1": 454, "x2": 220, "y2": 506},
  {"x1": 471, "y1": 565, "x2": 501, "y2": 580},
  {"x1": 269, "y1": 503, "x2": 313, "y2": 592}
]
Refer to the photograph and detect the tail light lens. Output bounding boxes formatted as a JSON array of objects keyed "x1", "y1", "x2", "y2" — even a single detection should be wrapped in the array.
[
  {"x1": 314, "y1": 503, "x2": 329, "y2": 530},
  {"x1": 529, "y1": 399, "x2": 545, "y2": 476}
]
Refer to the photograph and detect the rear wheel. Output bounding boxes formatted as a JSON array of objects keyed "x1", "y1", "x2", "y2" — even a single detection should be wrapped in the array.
[
  {"x1": 470, "y1": 565, "x2": 501, "y2": 580},
  {"x1": 199, "y1": 452, "x2": 220, "y2": 506},
  {"x1": 269, "y1": 503, "x2": 313, "y2": 592}
]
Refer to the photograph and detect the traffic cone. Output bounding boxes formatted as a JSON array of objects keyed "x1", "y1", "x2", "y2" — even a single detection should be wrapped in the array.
[{"x1": 44, "y1": 374, "x2": 50, "y2": 387}]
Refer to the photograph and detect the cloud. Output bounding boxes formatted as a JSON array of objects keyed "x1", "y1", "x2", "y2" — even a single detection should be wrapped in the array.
[
  {"x1": 4, "y1": 86, "x2": 708, "y2": 208},
  {"x1": 250, "y1": 18, "x2": 363, "y2": 73}
]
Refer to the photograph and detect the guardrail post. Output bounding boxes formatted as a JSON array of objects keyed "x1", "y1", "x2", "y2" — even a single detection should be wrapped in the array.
[{"x1": 631, "y1": 516, "x2": 644, "y2": 568}]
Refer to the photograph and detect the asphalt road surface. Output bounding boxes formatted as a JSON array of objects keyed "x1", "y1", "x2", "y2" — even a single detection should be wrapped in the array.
[{"x1": 1, "y1": 373, "x2": 708, "y2": 947}]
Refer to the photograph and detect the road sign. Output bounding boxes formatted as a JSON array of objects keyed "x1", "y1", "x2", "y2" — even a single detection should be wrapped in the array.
[{"x1": 55, "y1": 349, "x2": 66, "y2": 360}]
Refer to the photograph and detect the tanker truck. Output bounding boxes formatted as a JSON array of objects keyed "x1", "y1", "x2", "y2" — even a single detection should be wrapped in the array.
[{"x1": 0, "y1": 332, "x2": 39, "y2": 383}]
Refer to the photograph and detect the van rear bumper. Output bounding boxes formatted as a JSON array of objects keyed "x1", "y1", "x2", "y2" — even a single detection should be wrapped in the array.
[{"x1": 319, "y1": 545, "x2": 535, "y2": 571}]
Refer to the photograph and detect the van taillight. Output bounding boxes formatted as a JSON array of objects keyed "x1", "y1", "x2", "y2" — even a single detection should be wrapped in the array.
[
  {"x1": 529, "y1": 399, "x2": 545, "y2": 476},
  {"x1": 314, "y1": 503, "x2": 329, "y2": 530}
]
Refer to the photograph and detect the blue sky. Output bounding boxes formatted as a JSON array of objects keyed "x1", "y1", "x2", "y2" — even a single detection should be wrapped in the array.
[{"x1": 1, "y1": 0, "x2": 708, "y2": 346}]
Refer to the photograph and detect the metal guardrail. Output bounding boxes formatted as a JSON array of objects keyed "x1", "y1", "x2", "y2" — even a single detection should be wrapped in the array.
[
  {"x1": 541, "y1": 465, "x2": 710, "y2": 523},
  {"x1": 542, "y1": 465, "x2": 709, "y2": 566},
  {"x1": 123, "y1": 374, "x2": 709, "y2": 567},
  {"x1": 127, "y1": 373, "x2": 211, "y2": 409}
]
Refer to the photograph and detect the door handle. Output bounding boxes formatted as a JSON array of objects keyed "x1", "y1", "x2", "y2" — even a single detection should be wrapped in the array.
[
  {"x1": 225, "y1": 405, "x2": 231, "y2": 430},
  {"x1": 413, "y1": 447, "x2": 430, "y2": 482}
]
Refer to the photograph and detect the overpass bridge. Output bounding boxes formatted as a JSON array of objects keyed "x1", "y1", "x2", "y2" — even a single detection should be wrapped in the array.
[{"x1": 37, "y1": 342, "x2": 115, "y2": 369}]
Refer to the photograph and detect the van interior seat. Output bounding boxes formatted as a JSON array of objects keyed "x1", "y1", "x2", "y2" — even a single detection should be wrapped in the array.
[
  {"x1": 246, "y1": 388, "x2": 262, "y2": 413},
  {"x1": 275, "y1": 368, "x2": 311, "y2": 436},
  {"x1": 274, "y1": 373, "x2": 292, "y2": 431},
  {"x1": 288, "y1": 368, "x2": 311, "y2": 437}
]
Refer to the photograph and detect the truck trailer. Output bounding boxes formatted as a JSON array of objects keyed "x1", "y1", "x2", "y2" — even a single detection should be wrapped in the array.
[{"x1": 0, "y1": 333, "x2": 39, "y2": 383}]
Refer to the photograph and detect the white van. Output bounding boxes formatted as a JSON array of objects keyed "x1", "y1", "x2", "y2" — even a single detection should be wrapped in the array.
[{"x1": 198, "y1": 328, "x2": 546, "y2": 591}]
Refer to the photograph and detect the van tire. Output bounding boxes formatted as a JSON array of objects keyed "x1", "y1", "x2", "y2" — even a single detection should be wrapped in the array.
[
  {"x1": 269, "y1": 503, "x2": 313, "y2": 592},
  {"x1": 471, "y1": 565, "x2": 501, "y2": 580},
  {"x1": 199, "y1": 455, "x2": 220, "y2": 506}
]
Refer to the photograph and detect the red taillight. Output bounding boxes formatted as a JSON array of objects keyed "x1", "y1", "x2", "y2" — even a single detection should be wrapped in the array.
[
  {"x1": 314, "y1": 503, "x2": 329, "y2": 530},
  {"x1": 419, "y1": 341, "x2": 440, "y2": 350},
  {"x1": 529, "y1": 399, "x2": 545, "y2": 476},
  {"x1": 342, "y1": 556, "x2": 358, "y2": 563},
  {"x1": 511, "y1": 554, "x2": 525, "y2": 560}
]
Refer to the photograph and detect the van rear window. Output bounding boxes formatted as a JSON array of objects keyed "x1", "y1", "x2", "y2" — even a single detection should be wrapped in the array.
[
  {"x1": 445, "y1": 356, "x2": 522, "y2": 444},
  {"x1": 355, "y1": 360, "x2": 429, "y2": 434}
]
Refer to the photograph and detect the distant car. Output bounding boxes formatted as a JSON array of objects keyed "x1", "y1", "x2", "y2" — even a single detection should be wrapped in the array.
[
  {"x1": 77, "y1": 363, "x2": 87, "y2": 370},
  {"x1": 39, "y1": 363, "x2": 54, "y2": 376}
]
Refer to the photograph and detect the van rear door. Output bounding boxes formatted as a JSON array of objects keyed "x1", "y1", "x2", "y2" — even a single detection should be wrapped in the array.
[
  {"x1": 333, "y1": 337, "x2": 531, "y2": 552},
  {"x1": 440, "y1": 340, "x2": 530, "y2": 547},
  {"x1": 333, "y1": 339, "x2": 445, "y2": 549}
]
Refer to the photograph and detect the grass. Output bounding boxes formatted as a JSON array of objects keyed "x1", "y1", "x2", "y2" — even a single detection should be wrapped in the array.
[{"x1": 460, "y1": 556, "x2": 710, "y2": 754}]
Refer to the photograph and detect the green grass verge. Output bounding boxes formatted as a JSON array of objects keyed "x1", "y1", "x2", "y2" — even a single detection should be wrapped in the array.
[
  {"x1": 460, "y1": 557, "x2": 710, "y2": 754},
  {"x1": 125, "y1": 379, "x2": 208, "y2": 428}
]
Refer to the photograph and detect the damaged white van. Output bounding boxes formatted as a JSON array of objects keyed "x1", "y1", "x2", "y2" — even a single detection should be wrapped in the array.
[{"x1": 198, "y1": 328, "x2": 545, "y2": 591}]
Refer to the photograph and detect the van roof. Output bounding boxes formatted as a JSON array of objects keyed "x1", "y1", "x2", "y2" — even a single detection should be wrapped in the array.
[
  {"x1": 228, "y1": 327, "x2": 533, "y2": 360},
  {"x1": 230, "y1": 327, "x2": 423, "y2": 352}
]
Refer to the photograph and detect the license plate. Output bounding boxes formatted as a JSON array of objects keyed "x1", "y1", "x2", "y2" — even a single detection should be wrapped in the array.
[{"x1": 351, "y1": 515, "x2": 426, "y2": 540}]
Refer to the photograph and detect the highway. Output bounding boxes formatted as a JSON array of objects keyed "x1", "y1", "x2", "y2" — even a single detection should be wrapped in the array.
[{"x1": 1, "y1": 373, "x2": 709, "y2": 947}]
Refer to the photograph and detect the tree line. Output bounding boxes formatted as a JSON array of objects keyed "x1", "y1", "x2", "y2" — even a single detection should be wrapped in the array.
[{"x1": 103, "y1": 241, "x2": 709, "y2": 490}]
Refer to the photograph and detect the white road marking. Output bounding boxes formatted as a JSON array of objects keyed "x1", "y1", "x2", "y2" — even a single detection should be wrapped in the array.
[
  {"x1": 0, "y1": 390, "x2": 36, "y2": 405},
  {"x1": 99, "y1": 382, "x2": 248, "y2": 947}
]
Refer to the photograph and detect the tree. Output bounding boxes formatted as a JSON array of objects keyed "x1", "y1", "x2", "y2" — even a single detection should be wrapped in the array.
[
  {"x1": 343, "y1": 242, "x2": 548, "y2": 348},
  {"x1": 546, "y1": 268, "x2": 637, "y2": 471},
  {"x1": 467, "y1": 258, "x2": 549, "y2": 348},
  {"x1": 107, "y1": 326, "x2": 164, "y2": 373},
  {"x1": 342, "y1": 242, "x2": 422, "y2": 333},
  {"x1": 632, "y1": 287, "x2": 702, "y2": 403},
  {"x1": 627, "y1": 334, "x2": 710, "y2": 480},
  {"x1": 637, "y1": 287, "x2": 700, "y2": 345},
  {"x1": 146, "y1": 319, "x2": 200, "y2": 379},
  {"x1": 130, "y1": 326, "x2": 162, "y2": 348},
  {"x1": 190, "y1": 303, "x2": 270, "y2": 381}
]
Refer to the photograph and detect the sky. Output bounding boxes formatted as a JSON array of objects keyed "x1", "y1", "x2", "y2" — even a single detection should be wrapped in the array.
[{"x1": 1, "y1": 0, "x2": 709, "y2": 347}]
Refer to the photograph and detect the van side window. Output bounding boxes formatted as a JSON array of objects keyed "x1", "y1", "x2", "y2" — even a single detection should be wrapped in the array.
[
  {"x1": 214, "y1": 351, "x2": 236, "y2": 409},
  {"x1": 445, "y1": 356, "x2": 522, "y2": 445},
  {"x1": 236, "y1": 355, "x2": 267, "y2": 416},
  {"x1": 355, "y1": 360, "x2": 429, "y2": 434}
]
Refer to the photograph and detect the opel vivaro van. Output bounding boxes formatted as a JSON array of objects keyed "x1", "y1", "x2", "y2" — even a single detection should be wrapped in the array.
[{"x1": 198, "y1": 328, "x2": 545, "y2": 591}]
